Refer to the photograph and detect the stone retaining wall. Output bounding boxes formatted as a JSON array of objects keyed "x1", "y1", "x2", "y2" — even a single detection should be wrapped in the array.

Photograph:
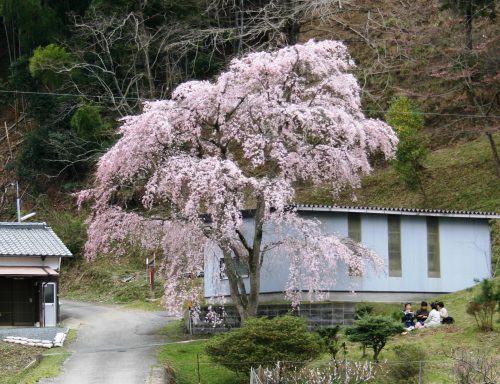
[{"x1": 188, "y1": 302, "x2": 356, "y2": 334}]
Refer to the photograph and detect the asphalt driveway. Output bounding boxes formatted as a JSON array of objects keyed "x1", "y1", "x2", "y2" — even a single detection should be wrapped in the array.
[{"x1": 40, "y1": 300, "x2": 173, "y2": 384}]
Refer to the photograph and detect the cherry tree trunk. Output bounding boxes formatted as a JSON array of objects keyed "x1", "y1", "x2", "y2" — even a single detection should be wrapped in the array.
[
  {"x1": 246, "y1": 196, "x2": 265, "y2": 319},
  {"x1": 223, "y1": 197, "x2": 265, "y2": 322}
]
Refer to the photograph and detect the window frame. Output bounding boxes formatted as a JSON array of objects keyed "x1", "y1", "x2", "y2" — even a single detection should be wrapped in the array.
[
  {"x1": 219, "y1": 258, "x2": 249, "y2": 280},
  {"x1": 347, "y1": 212, "x2": 362, "y2": 242},
  {"x1": 347, "y1": 213, "x2": 362, "y2": 276},
  {"x1": 427, "y1": 217, "x2": 441, "y2": 278},
  {"x1": 387, "y1": 215, "x2": 402, "y2": 277}
]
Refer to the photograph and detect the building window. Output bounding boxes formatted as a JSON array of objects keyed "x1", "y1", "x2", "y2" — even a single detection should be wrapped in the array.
[
  {"x1": 388, "y1": 215, "x2": 402, "y2": 277},
  {"x1": 427, "y1": 217, "x2": 440, "y2": 278},
  {"x1": 219, "y1": 258, "x2": 249, "y2": 280},
  {"x1": 348, "y1": 213, "x2": 361, "y2": 242},
  {"x1": 347, "y1": 213, "x2": 362, "y2": 276}
]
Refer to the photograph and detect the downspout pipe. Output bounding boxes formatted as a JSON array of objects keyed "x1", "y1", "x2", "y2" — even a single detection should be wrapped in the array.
[
  {"x1": 16, "y1": 181, "x2": 21, "y2": 223},
  {"x1": 41, "y1": 281, "x2": 48, "y2": 327}
]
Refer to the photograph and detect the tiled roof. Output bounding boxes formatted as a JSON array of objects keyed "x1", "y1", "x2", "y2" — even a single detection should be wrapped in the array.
[
  {"x1": 295, "y1": 204, "x2": 500, "y2": 219},
  {"x1": 0, "y1": 222, "x2": 72, "y2": 257}
]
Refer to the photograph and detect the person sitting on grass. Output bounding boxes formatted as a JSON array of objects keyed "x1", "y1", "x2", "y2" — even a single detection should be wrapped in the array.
[
  {"x1": 415, "y1": 301, "x2": 429, "y2": 325},
  {"x1": 402, "y1": 303, "x2": 415, "y2": 330},
  {"x1": 417, "y1": 302, "x2": 441, "y2": 328},
  {"x1": 437, "y1": 301, "x2": 454, "y2": 324}
]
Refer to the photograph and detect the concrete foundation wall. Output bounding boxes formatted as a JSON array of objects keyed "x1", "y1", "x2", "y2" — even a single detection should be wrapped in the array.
[{"x1": 188, "y1": 302, "x2": 356, "y2": 334}]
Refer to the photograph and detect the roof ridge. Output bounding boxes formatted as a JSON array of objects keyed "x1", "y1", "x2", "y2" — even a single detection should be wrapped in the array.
[
  {"x1": 294, "y1": 204, "x2": 500, "y2": 217},
  {"x1": 0, "y1": 222, "x2": 72, "y2": 257},
  {"x1": 0, "y1": 222, "x2": 48, "y2": 228}
]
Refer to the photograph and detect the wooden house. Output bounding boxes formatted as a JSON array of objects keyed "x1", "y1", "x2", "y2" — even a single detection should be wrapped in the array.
[{"x1": 0, "y1": 222, "x2": 72, "y2": 327}]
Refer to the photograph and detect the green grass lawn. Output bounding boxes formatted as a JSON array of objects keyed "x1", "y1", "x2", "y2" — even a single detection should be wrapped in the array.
[
  {"x1": 0, "y1": 330, "x2": 77, "y2": 384},
  {"x1": 337, "y1": 281, "x2": 500, "y2": 383},
  {"x1": 157, "y1": 280, "x2": 499, "y2": 384},
  {"x1": 157, "y1": 321, "x2": 242, "y2": 384},
  {"x1": 158, "y1": 340, "x2": 242, "y2": 384}
]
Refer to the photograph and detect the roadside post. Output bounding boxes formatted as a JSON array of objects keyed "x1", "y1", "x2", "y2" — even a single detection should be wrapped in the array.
[{"x1": 146, "y1": 256, "x2": 156, "y2": 298}]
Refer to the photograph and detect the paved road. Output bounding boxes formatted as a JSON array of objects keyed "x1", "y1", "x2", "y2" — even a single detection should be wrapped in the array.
[{"x1": 40, "y1": 300, "x2": 173, "y2": 384}]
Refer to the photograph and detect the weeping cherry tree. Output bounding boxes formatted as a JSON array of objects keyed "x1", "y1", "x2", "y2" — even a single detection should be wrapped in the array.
[{"x1": 78, "y1": 40, "x2": 398, "y2": 320}]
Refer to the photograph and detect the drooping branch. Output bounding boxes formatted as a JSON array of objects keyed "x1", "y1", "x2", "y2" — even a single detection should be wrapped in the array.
[{"x1": 80, "y1": 40, "x2": 397, "y2": 318}]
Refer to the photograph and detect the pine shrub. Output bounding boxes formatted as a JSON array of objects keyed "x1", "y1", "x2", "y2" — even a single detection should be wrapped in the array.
[{"x1": 205, "y1": 316, "x2": 322, "y2": 375}]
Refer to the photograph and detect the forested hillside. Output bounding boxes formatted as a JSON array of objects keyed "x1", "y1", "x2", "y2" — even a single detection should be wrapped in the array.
[
  {"x1": 0, "y1": 0, "x2": 498, "y2": 219},
  {"x1": 0, "y1": 5, "x2": 498, "y2": 384}
]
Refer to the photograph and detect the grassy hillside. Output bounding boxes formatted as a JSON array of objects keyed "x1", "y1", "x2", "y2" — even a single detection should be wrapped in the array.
[
  {"x1": 359, "y1": 279, "x2": 500, "y2": 382},
  {"x1": 297, "y1": 132, "x2": 500, "y2": 274},
  {"x1": 157, "y1": 279, "x2": 500, "y2": 384},
  {"x1": 297, "y1": 133, "x2": 500, "y2": 211},
  {"x1": 59, "y1": 257, "x2": 165, "y2": 311}
]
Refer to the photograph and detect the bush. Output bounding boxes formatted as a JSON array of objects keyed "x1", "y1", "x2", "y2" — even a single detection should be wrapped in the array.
[
  {"x1": 317, "y1": 326, "x2": 341, "y2": 360},
  {"x1": 466, "y1": 279, "x2": 500, "y2": 331},
  {"x1": 205, "y1": 316, "x2": 322, "y2": 375},
  {"x1": 70, "y1": 104, "x2": 111, "y2": 142},
  {"x1": 44, "y1": 211, "x2": 86, "y2": 258},
  {"x1": 390, "y1": 344, "x2": 426, "y2": 383},
  {"x1": 355, "y1": 304, "x2": 374, "y2": 319},
  {"x1": 354, "y1": 304, "x2": 376, "y2": 357},
  {"x1": 345, "y1": 315, "x2": 404, "y2": 362}
]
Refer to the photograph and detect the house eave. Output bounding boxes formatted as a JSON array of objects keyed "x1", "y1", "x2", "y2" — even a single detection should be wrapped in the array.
[
  {"x1": 0, "y1": 254, "x2": 72, "y2": 258},
  {"x1": 296, "y1": 205, "x2": 500, "y2": 219}
]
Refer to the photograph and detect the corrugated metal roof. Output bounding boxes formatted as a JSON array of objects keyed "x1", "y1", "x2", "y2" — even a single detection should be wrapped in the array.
[
  {"x1": 0, "y1": 222, "x2": 72, "y2": 257},
  {"x1": 295, "y1": 204, "x2": 500, "y2": 219}
]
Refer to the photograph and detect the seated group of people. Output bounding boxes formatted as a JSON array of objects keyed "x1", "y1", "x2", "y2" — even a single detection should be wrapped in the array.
[{"x1": 402, "y1": 301, "x2": 453, "y2": 331}]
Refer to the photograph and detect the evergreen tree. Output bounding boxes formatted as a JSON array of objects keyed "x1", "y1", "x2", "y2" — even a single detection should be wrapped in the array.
[
  {"x1": 346, "y1": 315, "x2": 404, "y2": 362},
  {"x1": 386, "y1": 96, "x2": 428, "y2": 192}
]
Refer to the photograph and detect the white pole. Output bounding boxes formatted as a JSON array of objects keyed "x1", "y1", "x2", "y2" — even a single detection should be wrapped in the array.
[{"x1": 16, "y1": 181, "x2": 21, "y2": 223}]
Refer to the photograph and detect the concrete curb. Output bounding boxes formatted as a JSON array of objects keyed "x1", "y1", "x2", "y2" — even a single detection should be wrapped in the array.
[{"x1": 148, "y1": 366, "x2": 173, "y2": 384}]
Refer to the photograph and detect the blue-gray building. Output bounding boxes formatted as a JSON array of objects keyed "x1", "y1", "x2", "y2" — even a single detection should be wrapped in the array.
[{"x1": 204, "y1": 205, "x2": 499, "y2": 303}]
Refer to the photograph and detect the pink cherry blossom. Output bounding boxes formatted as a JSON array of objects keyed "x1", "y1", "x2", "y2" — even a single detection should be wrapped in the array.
[{"x1": 79, "y1": 39, "x2": 397, "y2": 318}]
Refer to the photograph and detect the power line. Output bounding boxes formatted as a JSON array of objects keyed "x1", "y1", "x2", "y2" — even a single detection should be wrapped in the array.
[
  {"x1": 1, "y1": 89, "x2": 500, "y2": 119},
  {"x1": 366, "y1": 111, "x2": 500, "y2": 119},
  {"x1": 0, "y1": 89, "x2": 144, "y2": 102}
]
